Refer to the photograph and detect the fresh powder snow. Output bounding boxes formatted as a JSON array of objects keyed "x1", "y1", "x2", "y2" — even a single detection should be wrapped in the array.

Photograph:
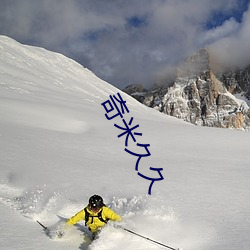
[{"x1": 0, "y1": 36, "x2": 249, "y2": 250}]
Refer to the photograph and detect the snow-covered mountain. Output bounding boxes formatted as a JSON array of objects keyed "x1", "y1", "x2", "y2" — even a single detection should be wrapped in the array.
[
  {"x1": 124, "y1": 49, "x2": 250, "y2": 130},
  {"x1": 0, "y1": 36, "x2": 250, "y2": 250}
]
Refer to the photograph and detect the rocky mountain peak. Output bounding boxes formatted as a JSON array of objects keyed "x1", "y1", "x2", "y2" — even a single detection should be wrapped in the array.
[
  {"x1": 177, "y1": 48, "x2": 210, "y2": 78},
  {"x1": 123, "y1": 49, "x2": 250, "y2": 130}
]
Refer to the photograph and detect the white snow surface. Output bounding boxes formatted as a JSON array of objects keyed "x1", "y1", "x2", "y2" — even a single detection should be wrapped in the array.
[{"x1": 0, "y1": 35, "x2": 250, "y2": 250}]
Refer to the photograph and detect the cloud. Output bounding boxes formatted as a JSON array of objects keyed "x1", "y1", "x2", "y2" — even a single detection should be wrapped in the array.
[
  {"x1": 200, "y1": 18, "x2": 240, "y2": 45},
  {"x1": 0, "y1": 0, "x2": 249, "y2": 88},
  {"x1": 209, "y1": 4, "x2": 250, "y2": 68}
]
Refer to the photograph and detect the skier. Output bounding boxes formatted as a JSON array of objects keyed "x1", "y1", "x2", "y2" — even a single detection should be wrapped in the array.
[{"x1": 66, "y1": 194, "x2": 122, "y2": 239}]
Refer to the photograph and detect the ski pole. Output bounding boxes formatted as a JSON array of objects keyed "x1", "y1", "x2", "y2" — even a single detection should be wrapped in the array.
[
  {"x1": 37, "y1": 220, "x2": 48, "y2": 231},
  {"x1": 122, "y1": 227, "x2": 180, "y2": 250}
]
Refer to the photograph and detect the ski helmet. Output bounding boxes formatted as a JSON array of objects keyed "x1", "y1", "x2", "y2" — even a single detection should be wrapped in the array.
[{"x1": 89, "y1": 195, "x2": 104, "y2": 210}]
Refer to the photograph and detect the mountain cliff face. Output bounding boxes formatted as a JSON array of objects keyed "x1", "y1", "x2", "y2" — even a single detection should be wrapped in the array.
[
  {"x1": 217, "y1": 66, "x2": 250, "y2": 99},
  {"x1": 123, "y1": 49, "x2": 250, "y2": 130}
]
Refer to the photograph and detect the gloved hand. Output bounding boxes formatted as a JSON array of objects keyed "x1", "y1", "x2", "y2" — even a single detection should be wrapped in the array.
[
  {"x1": 113, "y1": 223, "x2": 123, "y2": 229},
  {"x1": 55, "y1": 222, "x2": 71, "y2": 238},
  {"x1": 56, "y1": 230, "x2": 64, "y2": 238}
]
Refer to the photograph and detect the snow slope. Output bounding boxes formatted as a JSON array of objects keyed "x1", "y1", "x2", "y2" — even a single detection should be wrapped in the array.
[{"x1": 0, "y1": 36, "x2": 250, "y2": 250}]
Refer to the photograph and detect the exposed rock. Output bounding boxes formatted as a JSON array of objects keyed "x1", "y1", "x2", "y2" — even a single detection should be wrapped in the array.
[
  {"x1": 123, "y1": 49, "x2": 250, "y2": 130},
  {"x1": 217, "y1": 66, "x2": 250, "y2": 99},
  {"x1": 123, "y1": 84, "x2": 147, "y2": 103}
]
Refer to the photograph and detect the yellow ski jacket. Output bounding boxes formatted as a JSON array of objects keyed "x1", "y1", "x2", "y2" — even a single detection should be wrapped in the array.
[{"x1": 67, "y1": 206, "x2": 121, "y2": 233}]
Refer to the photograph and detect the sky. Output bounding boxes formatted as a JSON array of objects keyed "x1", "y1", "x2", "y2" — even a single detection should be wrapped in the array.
[{"x1": 0, "y1": 0, "x2": 249, "y2": 89}]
